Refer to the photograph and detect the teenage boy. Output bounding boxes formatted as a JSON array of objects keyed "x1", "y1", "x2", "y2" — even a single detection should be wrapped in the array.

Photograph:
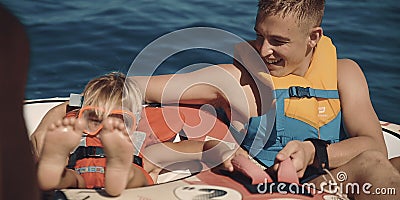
[{"x1": 131, "y1": 1, "x2": 400, "y2": 199}]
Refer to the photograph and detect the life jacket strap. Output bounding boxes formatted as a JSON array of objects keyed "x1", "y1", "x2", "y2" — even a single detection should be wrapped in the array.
[
  {"x1": 67, "y1": 146, "x2": 143, "y2": 168},
  {"x1": 288, "y1": 86, "x2": 339, "y2": 99}
]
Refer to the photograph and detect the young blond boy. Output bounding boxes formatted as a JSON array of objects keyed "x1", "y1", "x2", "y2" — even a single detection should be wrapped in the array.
[{"x1": 37, "y1": 72, "x2": 241, "y2": 196}]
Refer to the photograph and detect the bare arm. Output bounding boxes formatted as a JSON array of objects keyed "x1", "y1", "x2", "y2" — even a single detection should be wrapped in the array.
[
  {"x1": 327, "y1": 59, "x2": 386, "y2": 168},
  {"x1": 142, "y1": 140, "x2": 236, "y2": 171},
  {"x1": 131, "y1": 64, "x2": 254, "y2": 125},
  {"x1": 30, "y1": 101, "x2": 68, "y2": 160},
  {"x1": 131, "y1": 64, "x2": 245, "y2": 106}
]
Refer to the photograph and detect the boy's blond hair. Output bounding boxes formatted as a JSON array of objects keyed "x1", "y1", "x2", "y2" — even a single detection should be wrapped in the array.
[
  {"x1": 82, "y1": 72, "x2": 143, "y2": 116},
  {"x1": 258, "y1": 0, "x2": 324, "y2": 28}
]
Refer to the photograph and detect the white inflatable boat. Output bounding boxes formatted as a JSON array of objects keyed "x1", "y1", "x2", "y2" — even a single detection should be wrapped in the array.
[{"x1": 23, "y1": 97, "x2": 400, "y2": 200}]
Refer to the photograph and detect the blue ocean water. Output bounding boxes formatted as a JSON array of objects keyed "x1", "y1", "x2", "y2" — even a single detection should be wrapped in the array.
[{"x1": 2, "y1": 0, "x2": 399, "y2": 123}]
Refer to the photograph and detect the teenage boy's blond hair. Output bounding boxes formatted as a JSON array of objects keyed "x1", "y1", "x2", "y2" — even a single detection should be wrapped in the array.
[{"x1": 258, "y1": 0, "x2": 325, "y2": 28}]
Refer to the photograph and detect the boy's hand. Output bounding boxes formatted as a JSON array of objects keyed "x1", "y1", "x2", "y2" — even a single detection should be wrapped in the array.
[{"x1": 272, "y1": 140, "x2": 315, "y2": 178}]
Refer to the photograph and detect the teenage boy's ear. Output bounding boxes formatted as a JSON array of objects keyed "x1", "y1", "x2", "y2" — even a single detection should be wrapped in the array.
[{"x1": 308, "y1": 27, "x2": 323, "y2": 48}]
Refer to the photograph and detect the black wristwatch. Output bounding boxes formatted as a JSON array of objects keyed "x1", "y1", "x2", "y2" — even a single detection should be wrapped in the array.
[{"x1": 305, "y1": 138, "x2": 331, "y2": 173}]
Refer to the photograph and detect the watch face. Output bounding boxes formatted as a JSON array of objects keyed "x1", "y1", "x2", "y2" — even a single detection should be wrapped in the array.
[{"x1": 174, "y1": 185, "x2": 242, "y2": 200}]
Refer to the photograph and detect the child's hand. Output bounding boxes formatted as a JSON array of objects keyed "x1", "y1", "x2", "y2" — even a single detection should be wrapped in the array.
[
  {"x1": 218, "y1": 147, "x2": 250, "y2": 172},
  {"x1": 219, "y1": 150, "x2": 235, "y2": 172},
  {"x1": 202, "y1": 140, "x2": 250, "y2": 172}
]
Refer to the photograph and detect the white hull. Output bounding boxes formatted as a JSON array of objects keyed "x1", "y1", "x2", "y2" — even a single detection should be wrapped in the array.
[
  {"x1": 23, "y1": 97, "x2": 400, "y2": 159},
  {"x1": 23, "y1": 98, "x2": 400, "y2": 200}
]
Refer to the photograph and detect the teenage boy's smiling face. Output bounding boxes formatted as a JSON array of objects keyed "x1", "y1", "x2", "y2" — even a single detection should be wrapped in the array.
[{"x1": 254, "y1": 11, "x2": 314, "y2": 77}]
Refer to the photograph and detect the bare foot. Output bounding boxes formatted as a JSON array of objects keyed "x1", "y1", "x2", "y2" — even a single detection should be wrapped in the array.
[
  {"x1": 37, "y1": 117, "x2": 85, "y2": 190},
  {"x1": 100, "y1": 117, "x2": 134, "y2": 196}
]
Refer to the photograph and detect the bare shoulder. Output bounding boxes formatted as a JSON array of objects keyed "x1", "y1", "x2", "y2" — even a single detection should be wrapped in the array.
[
  {"x1": 337, "y1": 58, "x2": 363, "y2": 78},
  {"x1": 337, "y1": 58, "x2": 368, "y2": 91}
]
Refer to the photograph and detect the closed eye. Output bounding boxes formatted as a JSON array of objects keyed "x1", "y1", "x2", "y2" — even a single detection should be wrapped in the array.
[{"x1": 269, "y1": 38, "x2": 288, "y2": 46}]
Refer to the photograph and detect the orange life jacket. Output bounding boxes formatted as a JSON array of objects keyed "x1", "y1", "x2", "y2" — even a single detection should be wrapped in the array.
[{"x1": 67, "y1": 105, "x2": 235, "y2": 188}]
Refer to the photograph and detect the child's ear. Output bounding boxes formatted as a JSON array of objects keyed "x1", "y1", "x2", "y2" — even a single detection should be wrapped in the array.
[{"x1": 308, "y1": 27, "x2": 323, "y2": 48}]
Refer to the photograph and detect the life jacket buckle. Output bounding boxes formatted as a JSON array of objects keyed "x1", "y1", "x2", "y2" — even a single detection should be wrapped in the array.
[
  {"x1": 76, "y1": 146, "x2": 106, "y2": 159},
  {"x1": 289, "y1": 86, "x2": 312, "y2": 98},
  {"x1": 67, "y1": 146, "x2": 144, "y2": 169}
]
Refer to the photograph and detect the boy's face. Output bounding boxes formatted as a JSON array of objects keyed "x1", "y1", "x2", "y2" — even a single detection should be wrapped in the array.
[
  {"x1": 78, "y1": 105, "x2": 138, "y2": 136},
  {"x1": 253, "y1": 11, "x2": 314, "y2": 77}
]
